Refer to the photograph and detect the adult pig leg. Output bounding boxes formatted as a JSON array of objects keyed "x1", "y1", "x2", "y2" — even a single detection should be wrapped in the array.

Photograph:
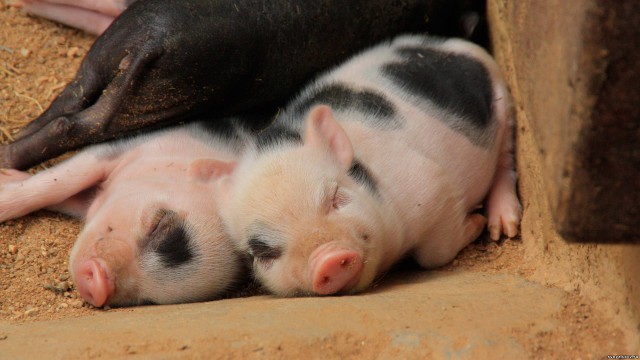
[
  {"x1": 2, "y1": 41, "x2": 170, "y2": 170},
  {"x1": 0, "y1": 150, "x2": 112, "y2": 221}
]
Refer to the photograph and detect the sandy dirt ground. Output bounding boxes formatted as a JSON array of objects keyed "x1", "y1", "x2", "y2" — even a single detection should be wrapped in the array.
[{"x1": 0, "y1": 3, "x2": 637, "y2": 359}]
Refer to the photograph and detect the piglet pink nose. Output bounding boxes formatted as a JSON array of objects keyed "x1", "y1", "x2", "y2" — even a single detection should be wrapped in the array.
[
  {"x1": 312, "y1": 250, "x2": 363, "y2": 295},
  {"x1": 74, "y1": 259, "x2": 114, "y2": 307}
]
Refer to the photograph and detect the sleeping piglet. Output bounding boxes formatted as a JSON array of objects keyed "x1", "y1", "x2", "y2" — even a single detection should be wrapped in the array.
[
  {"x1": 216, "y1": 35, "x2": 521, "y2": 297},
  {"x1": 0, "y1": 119, "x2": 251, "y2": 307}
]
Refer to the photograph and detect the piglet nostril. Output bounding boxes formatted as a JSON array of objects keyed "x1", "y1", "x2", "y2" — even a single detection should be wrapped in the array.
[
  {"x1": 311, "y1": 250, "x2": 363, "y2": 295},
  {"x1": 74, "y1": 259, "x2": 114, "y2": 307}
]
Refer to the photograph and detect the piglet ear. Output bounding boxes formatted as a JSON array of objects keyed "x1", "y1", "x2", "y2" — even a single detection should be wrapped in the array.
[
  {"x1": 303, "y1": 105, "x2": 353, "y2": 171},
  {"x1": 188, "y1": 159, "x2": 236, "y2": 182}
]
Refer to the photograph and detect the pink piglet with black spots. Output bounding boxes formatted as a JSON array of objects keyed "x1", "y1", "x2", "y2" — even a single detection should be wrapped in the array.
[{"x1": 216, "y1": 34, "x2": 521, "y2": 297}]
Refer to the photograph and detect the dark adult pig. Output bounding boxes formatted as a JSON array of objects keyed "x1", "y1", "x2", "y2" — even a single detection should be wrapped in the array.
[
  {"x1": 16, "y1": 0, "x2": 136, "y2": 35},
  {"x1": 0, "y1": 119, "x2": 252, "y2": 307},
  {"x1": 1, "y1": 0, "x2": 484, "y2": 170},
  {"x1": 216, "y1": 35, "x2": 521, "y2": 297}
]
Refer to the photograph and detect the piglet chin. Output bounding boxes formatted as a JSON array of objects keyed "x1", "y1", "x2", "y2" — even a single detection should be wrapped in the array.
[{"x1": 73, "y1": 259, "x2": 115, "y2": 307}]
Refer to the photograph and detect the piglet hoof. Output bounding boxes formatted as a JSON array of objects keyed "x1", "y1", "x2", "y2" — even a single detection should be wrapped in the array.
[
  {"x1": 486, "y1": 195, "x2": 521, "y2": 241},
  {"x1": 74, "y1": 259, "x2": 115, "y2": 307}
]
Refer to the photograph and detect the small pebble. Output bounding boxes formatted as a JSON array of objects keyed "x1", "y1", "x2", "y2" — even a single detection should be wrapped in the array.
[
  {"x1": 57, "y1": 281, "x2": 70, "y2": 292},
  {"x1": 69, "y1": 299, "x2": 84, "y2": 308},
  {"x1": 52, "y1": 36, "x2": 65, "y2": 45},
  {"x1": 66, "y1": 47, "x2": 80, "y2": 58},
  {"x1": 20, "y1": 48, "x2": 30, "y2": 57},
  {"x1": 8, "y1": 245, "x2": 17, "y2": 254},
  {"x1": 24, "y1": 307, "x2": 38, "y2": 316}
]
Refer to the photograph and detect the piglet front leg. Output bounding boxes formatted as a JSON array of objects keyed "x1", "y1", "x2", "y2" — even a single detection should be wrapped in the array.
[
  {"x1": 14, "y1": 0, "x2": 133, "y2": 35},
  {"x1": 0, "y1": 151, "x2": 112, "y2": 222},
  {"x1": 485, "y1": 114, "x2": 521, "y2": 241},
  {"x1": 486, "y1": 157, "x2": 520, "y2": 240}
]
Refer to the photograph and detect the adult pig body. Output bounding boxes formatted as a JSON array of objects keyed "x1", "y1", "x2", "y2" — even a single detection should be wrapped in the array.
[
  {"x1": 218, "y1": 35, "x2": 520, "y2": 296},
  {"x1": 1, "y1": 0, "x2": 474, "y2": 170},
  {"x1": 0, "y1": 119, "x2": 253, "y2": 307}
]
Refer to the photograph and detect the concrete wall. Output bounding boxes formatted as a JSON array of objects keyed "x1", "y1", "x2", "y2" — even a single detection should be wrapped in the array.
[
  {"x1": 487, "y1": 0, "x2": 640, "y2": 346},
  {"x1": 487, "y1": 0, "x2": 639, "y2": 243}
]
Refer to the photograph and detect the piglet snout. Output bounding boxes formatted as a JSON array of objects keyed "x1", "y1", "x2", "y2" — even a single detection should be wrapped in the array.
[
  {"x1": 74, "y1": 259, "x2": 114, "y2": 307},
  {"x1": 310, "y1": 247, "x2": 363, "y2": 295}
]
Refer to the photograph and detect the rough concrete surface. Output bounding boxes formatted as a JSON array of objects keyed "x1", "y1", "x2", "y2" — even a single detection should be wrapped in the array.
[{"x1": 0, "y1": 271, "x2": 611, "y2": 359}]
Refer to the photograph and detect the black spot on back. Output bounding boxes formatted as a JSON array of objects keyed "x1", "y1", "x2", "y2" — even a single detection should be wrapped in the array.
[
  {"x1": 294, "y1": 83, "x2": 398, "y2": 129},
  {"x1": 348, "y1": 159, "x2": 379, "y2": 196},
  {"x1": 255, "y1": 125, "x2": 302, "y2": 151},
  {"x1": 383, "y1": 46, "x2": 493, "y2": 132},
  {"x1": 146, "y1": 210, "x2": 193, "y2": 268}
]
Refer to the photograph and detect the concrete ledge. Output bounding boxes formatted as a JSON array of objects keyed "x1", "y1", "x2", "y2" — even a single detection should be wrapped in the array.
[{"x1": 0, "y1": 271, "x2": 575, "y2": 359}]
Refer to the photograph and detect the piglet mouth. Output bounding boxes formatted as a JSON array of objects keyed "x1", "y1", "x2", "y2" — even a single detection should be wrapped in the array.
[{"x1": 73, "y1": 259, "x2": 115, "y2": 307}]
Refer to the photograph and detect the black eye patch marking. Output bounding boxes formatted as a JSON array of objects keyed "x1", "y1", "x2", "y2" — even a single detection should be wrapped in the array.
[
  {"x1": 146, "y1": 209, "x2": 194, "y2": 268},
  {"x1": 382, "y1": 46, "x2": 494, "y2": 147},
  {"x1": 247, "y1": 237, "x2": 282, "y2": 261},
  {"x1": 293, "y1": 83, "x2": 399, "y2": 129},
  {"x1": 348, "y1": 159, "x2": 379, "y2": 197}
]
